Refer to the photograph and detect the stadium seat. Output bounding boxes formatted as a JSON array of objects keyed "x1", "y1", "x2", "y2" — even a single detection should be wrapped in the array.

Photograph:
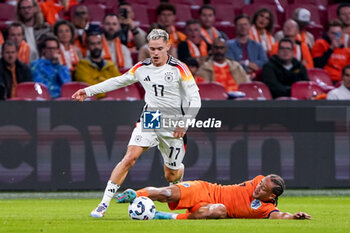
[
  {"x1": 0, "y1": 3, "x2": 15, "y2": 30},
  {"x1": 197, "y1": 82, "x2": 228, "y2": 100},
  {"x1": 238, "y1": 81, "x2": 272, "y2": 100},
  {"x1": 104, "y1": 84, "x2": 141, "y2": 100},
  {"x1": 253, "y1": 0, "x2": 288, "y2": 10},
  {"x1": 214, "y1": 23, "x2": 235, "y2": 39},
  {"x1": 14, "y1": 82, "x2": 51, "y2": 101},
  {"x1": 175, "y1": 4, "x2": 192, "y2": 30},
  {"x1": 291, "y1": 81, "x2": 324, "y2": 99},
  {"x1": 170, "y1": 0, "x2": 202, "y2": 7},
  {"x1": 54, "y1": 81, "x2": 96, "y2": 101},
  {"x1": 131, "y1": 4, "x2": 150, "y2": 29},
  {"x1": 307, "y1": 68, "x2": 334, "y2": 93},
  {"x1": 214, "y1": 4, "x2": 236, "y2": 24},
  {"x1": 293, "y1": 0, "x2": 328, "y2": 9},
  {"x1": 213, "y1": 0, "x2": 245, "y2": 6},
  {"x1": 327, "y1": 4, "x2": 340, "y2": 21}
]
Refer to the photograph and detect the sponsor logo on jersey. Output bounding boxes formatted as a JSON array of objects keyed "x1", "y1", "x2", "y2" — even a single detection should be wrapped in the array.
[
  {"x1": 144, "y1": 76, "x2": 151, "y2": 81},
  {"x1": 143, "y1": 110, "x2": 161, "y2": 129},
  {"x1": 250, "y1": 199, "x2": 262, "y2": 210},
  {"x1": 181, "y1": 183, "x2": 190, "y2": 187},
  {"x1": 164, "y1": 72, "x2": 174, "y2": 82}
]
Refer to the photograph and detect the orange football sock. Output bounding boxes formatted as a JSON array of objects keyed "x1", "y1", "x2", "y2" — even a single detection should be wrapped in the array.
[
  {"x1": 136, "y1": 189, "x2": 149, "y2": 197},
  {"x1": 176, "y1": 213, "x2": 190, "y2": 219}
]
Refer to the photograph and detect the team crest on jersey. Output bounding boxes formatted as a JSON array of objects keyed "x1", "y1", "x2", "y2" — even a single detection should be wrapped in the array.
[
  {"x1": 164, "y1": 72, "x2": 174, "y2": 82},
  {"x1": 181, "y1": 183, "x2": 190, "y2": 188},
  {"x1": 250, "y1": 199, "x2": 262, "y2": 210}
]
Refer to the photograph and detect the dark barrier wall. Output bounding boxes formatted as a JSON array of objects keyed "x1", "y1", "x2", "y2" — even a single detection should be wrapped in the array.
[{"x1": 1, "y1": 101, "x2": 350, "y2": 190}]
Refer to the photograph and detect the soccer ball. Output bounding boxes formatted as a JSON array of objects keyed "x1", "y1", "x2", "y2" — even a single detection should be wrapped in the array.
[{"x1": 128, "y1": 196, "x2": 156, "y2": 220}]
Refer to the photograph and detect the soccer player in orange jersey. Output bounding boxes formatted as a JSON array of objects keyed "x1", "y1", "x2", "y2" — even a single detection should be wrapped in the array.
[{"x1": 117, "y1": 174, "x2": 311, "y2": 220}]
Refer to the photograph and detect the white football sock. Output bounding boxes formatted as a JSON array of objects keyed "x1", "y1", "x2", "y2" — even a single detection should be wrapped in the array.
[{"x1": 101, "y1": 180, "x2": 120, "y2": 206}]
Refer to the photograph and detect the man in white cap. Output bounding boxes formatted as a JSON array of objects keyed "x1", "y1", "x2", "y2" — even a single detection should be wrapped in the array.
[{"x1": 275, "y1": 8, "x2": 314, "y2": 48}]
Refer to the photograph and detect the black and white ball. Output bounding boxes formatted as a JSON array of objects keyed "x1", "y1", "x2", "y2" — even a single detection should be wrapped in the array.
[{"x1": 128, "y1": 196, "x2": 156, "y2": 220}]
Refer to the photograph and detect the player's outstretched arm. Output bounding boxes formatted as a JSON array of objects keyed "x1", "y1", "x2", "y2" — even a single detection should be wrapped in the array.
[
  {"x1": 72, "y1": 89, "x2": 88, "y2": 102},
  {"x1": 269, "y1": 211, "x2": 311, "y2": 220}
]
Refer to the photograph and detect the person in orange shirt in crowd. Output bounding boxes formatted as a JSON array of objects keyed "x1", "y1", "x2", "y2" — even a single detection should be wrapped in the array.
[
  {"x1": 0, "y1": 31, "x2": 4, "y2": 47},
  {"x1": 312, "y1": 19, "x2": 350, "y2": 83},
  {"x1": 53, "y1": 19, "x2": 81, "y2": 74},
  {"x1": 156, "y1": 2, "x2": 186, "y2": 48},
  {"x1": 102, "y1": 13, "x2": 133, "y2": 70},
  {"x1": 6, "y1": 22, "x2": 31, "y2": 65},
  {"x1": 269, "y1": 19, "x2": 313, "y2": 69},
  {"x1": 250, "y1": 8, "x2": 275, "y2": 53},
  {"x1": 39, "y1": 0, "x2": 64, "y2": 26},
  {"x1": 197, "y1": 37, "x2": 249, "y2": 92},
  {"x1": 177, "y1": 20, "x2": 210, "y2": 65},
  {"x1": 199, "y1": 4, "x2": 228, "y2": 45},
  {"x1": 117, "y1": 174, "x2": 311, "y2": 220}
]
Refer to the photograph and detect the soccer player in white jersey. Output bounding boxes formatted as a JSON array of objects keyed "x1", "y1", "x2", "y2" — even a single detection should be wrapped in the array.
[{"x1": 72, "y1": 29, "x2": 201, "y2": 218}]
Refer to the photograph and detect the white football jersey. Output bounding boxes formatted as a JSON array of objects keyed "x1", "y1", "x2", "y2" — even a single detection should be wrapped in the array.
[{"x1": 85, "y1": 56, "x2": 201, "y2": 117}]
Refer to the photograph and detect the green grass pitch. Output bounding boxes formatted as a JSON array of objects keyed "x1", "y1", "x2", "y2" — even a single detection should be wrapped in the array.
[{"x1": 1, "y1": 192, "x2": 350, "y2": 233}]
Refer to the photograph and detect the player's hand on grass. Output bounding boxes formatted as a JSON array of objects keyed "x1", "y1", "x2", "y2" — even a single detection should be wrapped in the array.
[
  {"x1": 293, "y1": 212, "x2": 311, "y2": 220},
  {"x1": 174, "y1": 127, "x2": 186, "y2": 138},
  {"x1": 72, "y1": 89, "x2": 87, "y2": 102}
]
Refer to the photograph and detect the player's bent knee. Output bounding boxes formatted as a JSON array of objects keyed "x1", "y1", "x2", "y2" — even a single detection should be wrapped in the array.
[{"x1": 121, "y1": 154, "x2": 139, "y2": 168}]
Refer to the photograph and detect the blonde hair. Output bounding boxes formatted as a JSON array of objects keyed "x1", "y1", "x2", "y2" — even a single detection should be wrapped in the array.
[{"x1": 147, "y1": 29, "x2": 169, "y2": 43}]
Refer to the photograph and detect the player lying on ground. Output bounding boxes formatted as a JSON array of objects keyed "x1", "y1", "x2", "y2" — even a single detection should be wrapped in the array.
[
  {"x1": 72, "y1": 29, "x2": 201, "y2": 218},
  {"x1": 117, "y1": 174, "x2": 311, "y2": 220}
]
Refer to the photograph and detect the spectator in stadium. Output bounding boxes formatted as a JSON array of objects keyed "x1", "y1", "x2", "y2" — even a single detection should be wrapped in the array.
[
  {"x1": 39, "y1": 0, "x2": 64, "y2": 26},
  {"x1": 275, "y1": 8, "x2": 314, "y2": 48},
  {"x1": 249, "y1": 8, "x2": 275, "y2": 53},
  {"x1": 138, "y1": 23, "x2": 177, "y2": 61},
  {"x1": 184, "y1": 57, "x2": 204, "y2": 84},
  {"x1": 262, "y1": 38, "x2": 309, "y2": 99},
  {"x1": 177, "y1": 19, "x2": 210, "y2": 65},
  {"x1": 0, "y1": 40, "x2": 32, "y2": 100},
  {"x1": 199, "y1": 4, "x2": 228, "y2": 45},
  {"x1": 16, "y1": 0, "x2": 51, "y2": 61},
  {"x1": 116, "y1": 174, "x2": 311, "y2": 220},
  {"x1": 71, "y1": 5, "x2": 89, "y2": 57},
  {"x1": 156, "y1": 2, "x2": 186, "y2": 48},
  {"x1": 327, "y1": 65, "x2": 350, "y2": 100},
  {"x1": 311, "y1": 19, "x2": 350, "y2": 83},
  {"x1": 72, "y1": 29, "x2": 201, "y2": 219},
  {"x1": 269, "y1": 19, "x2": 314, "y2": 69},
  {"x1": 197, "y1": 37, "x2": 249, "y2": 92},
  {"x1": 53, "y1": 19, "x2": 81, "y2": 74},
  {"x1": 337, "y1": 3, "x2": 350, "y2": 47},
  {"x1": 31, "y1": 35, "x2": 71, "y2": 98},
  {"x1": 6, "y1": 22, "x2": 31, "y2": 65},
  {"x1": 102, "y1": 13, "x2": 133, "y2": 70},
  {"x1": 226, "y1": 15, "x2": 268, "y2": 76},
  {"x1": 118, "y1": 1, "x2": 146, "y2": 50},
  {"x1": 74, "y1": 31, "x2": 120, "y2": 98}
]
